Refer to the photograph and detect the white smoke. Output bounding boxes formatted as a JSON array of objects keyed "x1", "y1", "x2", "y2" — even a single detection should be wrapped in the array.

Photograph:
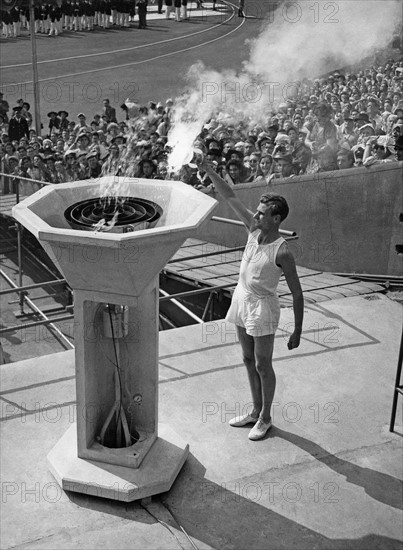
[
  {"x1": 246, "y1": 0, "x2": 401, "y2": 99},
  {"x1": 167, "y1": 0, "x2": 401, "y2": 170}
]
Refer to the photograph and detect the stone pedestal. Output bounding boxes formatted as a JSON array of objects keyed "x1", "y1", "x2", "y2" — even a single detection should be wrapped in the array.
[
  {"x1": 48, "y1": 423, "x2": 189, "y2": 502},
  {"x1": 12, "y1": 177, "x2": 217, "y2": 501},
  {"x1": 73, "y1": 282, "x2": 159, "y2": 469}
]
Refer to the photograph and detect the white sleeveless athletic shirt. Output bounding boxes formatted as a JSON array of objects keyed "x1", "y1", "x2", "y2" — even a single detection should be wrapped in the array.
[{"x1": 225, "y1": 230, "x2": 285, "y2": 337}]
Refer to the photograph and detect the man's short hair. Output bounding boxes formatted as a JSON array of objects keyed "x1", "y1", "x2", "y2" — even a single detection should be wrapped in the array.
[
  {"x1": 259, "y1": 194, "x2": 289, "y2": 222},
  {"x1": 337, "y1": 149, "x2": 354, "y2": 162}
]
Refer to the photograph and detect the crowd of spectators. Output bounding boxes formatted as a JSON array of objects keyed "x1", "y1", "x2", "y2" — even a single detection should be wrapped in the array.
[
  {"x1": 0, "y1": 0, "x2": 214, "y2": 38},
  {"x1": 1, "y1": 59, "x2": 403, "y2": 195}
]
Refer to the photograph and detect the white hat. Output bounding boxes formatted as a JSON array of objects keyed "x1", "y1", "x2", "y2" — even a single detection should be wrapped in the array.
[{"x1": 274, "y1": 134, "x2": 290, "y2": 143}]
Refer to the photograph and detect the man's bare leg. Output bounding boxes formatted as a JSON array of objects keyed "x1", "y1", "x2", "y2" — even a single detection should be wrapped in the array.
[
  {"x1": 237, "y1": 326, "x2": 261, "y2": 418},
  {"x1": 254, "y1": 334, "x2": 276, "y2": 423}
]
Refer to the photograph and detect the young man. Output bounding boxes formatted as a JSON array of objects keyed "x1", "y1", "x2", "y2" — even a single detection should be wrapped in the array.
[
  {"x1": 198, "y1": 158, "x2": 304, "y2": 440},
  {"x1": 8, "y1": 106, "x2": 29, "y2": 142}
]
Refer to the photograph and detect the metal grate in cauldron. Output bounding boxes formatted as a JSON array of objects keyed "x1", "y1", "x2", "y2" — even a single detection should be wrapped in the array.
[{"x1": 64, "y1": 196, "x2": 163, "y2": 233}]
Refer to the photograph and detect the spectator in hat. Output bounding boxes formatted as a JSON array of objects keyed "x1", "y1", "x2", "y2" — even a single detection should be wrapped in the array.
[
  {"x1": 111, "y1": 134, "x2": 127, "y2": 149},
  {"x1": 106, "y1": 122, "x2": 120, "y2": 143},
  {"x1": 391, "y1": 123, "x2": 403, "y2": 142},
  {"x1": 29, "y1": 153, "x2": 48, "y2": 182},
  {"x1": 90, "y1": 131, "x2": 109, "y2": 159},
  {"x1": 225, "y1": 148, "x2": 244, "y2": 163},
  {"x1": 4, "y1": 142, "x2": 17, "y2": 166},
  {"x1": 8, "y1": 106, "x2": 29, "y2": 142},
  {"x1": 74, "y1": 132, "x2": 91, "y2": 155},
  {"x1": 309, "y1": 103, "x2": 338, "y2": 152},
  {"x1": 357, "y1": 123, "x2": 376, "y2": 147},
  {"x1": 18, "y1": 156, "x2": 33, "y2": 179},
  {"x1": 59, "y1": 150, "x2": 79, "y2": 182},
  {"x1": 355, "y1": 111, "x2": 370, "y2": 128},
  {"x1": 6, "y1": 156, "x2": 20, "y2": 192},
  {"x1": 101, "y1": 99, "x2": 117, "y2": 123},
  {"x1": 74, "y1": 152, "x2": 88, "y2": 179},
  {"x1": 42, "y1": 138, "x2": 55, "y2": 158},
  {"x1": 16, "y1": 144, "x2": 27, "y2": 159},
  {"x1": 48, "y1": 111, "x2": 60, "y2": 132},
  {"x1": 362, "y1": 135, "x2": 394, "y2": 166},
  {"x1": 55, "y1": 138, "x2": 66, "y2": 155},
  {"x1": 58, "y1": 110, "x2": 70, "y2": 131},
  {"x1": 101, "y1": 142, "x2": 121, "y2": 175},
  {"x1": 291, "y1": 128, "x2": 312, "y2": 174},
  {"x1": 340, "y1": 117, "x2": 358, "y2": 147},
  {"x1": 74, "y1": 113, "x2": 91, "y2": 134},
  {"x1": 98, "y1": 114, "x2": 110, "y2": 131},
  {"x1": 90, "y1": 113, "x2": 102, "y2": 130},
  {"x1": 21, "y1": 103, "x2": 33, "y2": 128},
  {"x1": 205, "y1": 137, "x2": 223, "y2": 156},
  {"x1": 272, "y1": 149, "x2": 296, "y2": 179},
  {"x1": 156, "y1": 115, "x2": 170, "y2": 137},
  {"x1": 257, "y1": 134, "x2": 273, "y2": 155},
  {"x1": 84, "y1": 151, "x2": 102, "y2": 178}
]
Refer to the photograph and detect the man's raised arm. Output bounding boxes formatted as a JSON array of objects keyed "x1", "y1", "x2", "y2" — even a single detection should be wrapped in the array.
[{"x1": 201, "y1": 159, "x2": 256, "y2": 232}]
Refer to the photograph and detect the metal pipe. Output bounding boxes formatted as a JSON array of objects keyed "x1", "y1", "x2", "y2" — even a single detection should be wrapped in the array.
[
  {"x1": 0, "y1": 278, "x2": 66, "y2": 296},
  {"x1": 159, "y1": 282, "x2": 236, "y2": 302},
  {"x1": 21, "y1": 240, "x2": 60, "y2": 279},
  {"x1": 159, "y1": 313, "x2": 178, "y2": 330},
  {"x1": 16, "y1": 223, "x2": 24, "y2": 314},
  {"x1": 9, "y1": 293, "x2": 63, "y2": 303},
  {"x1": 168, "y1": 246, "x2": 245, "y2": 264},
  {"x1": 15, "y1": 178, "x2": 20, "y2": 204},
  {"x1": 211, "y1": 215, "x2": 297, "y2": 236},
  {"x1": 0, "y1": 315, "x2": 74, "y2": 335},
  {"x1": 201, "y1": 292, "x2": 214, "y2": 322},
  {"x1": 333, "y1": 272, "x2": 402, "y2": 283},
  {"x1": 0, "y1": 269, "x2": 74, "y2": 349},
  {"x1": 167, "y1": 235, "x2": 298, "y2": 265},
  {"x1": 0, "y1": 172, "x2": 49, "y2": 186},
  {"x1": 159, "y1": 289, "x2": 204, "y2": 324},
  {"x1": 29, "y1": 0, "x2": 41, "y2": 136}
]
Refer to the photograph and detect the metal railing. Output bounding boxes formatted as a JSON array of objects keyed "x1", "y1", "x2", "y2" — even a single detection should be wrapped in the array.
[{"x1": 0, "y1": 178, "x2": 299, "y2": 349}]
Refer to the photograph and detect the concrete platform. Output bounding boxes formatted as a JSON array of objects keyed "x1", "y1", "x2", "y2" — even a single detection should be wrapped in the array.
[
  {"x1": 47, "y1": 423, "x2": 189, "y2": 502},
  {"x1": 1, "y1": 294, "x2": 402, "y2": 549}
]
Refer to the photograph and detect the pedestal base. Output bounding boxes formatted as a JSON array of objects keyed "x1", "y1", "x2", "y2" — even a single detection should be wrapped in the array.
[{"x1": 47, "y1": 423, "x2": 189, "y2": 502}]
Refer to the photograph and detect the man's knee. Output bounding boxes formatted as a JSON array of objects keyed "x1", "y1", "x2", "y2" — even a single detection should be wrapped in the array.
[
  {"x1": 255, "y1": 358, "x2": 274, "y2": 376},
  {"x1": 242, "y1": 353, "x2": 255, "y2": 369}
]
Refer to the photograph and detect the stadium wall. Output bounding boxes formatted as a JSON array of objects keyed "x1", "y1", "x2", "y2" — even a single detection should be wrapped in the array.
[{"x1": 199, "y1": 162, "x2": 403, "y2": 276}]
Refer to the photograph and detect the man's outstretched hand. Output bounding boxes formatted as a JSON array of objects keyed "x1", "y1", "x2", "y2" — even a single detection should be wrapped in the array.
[{"x1": 287, "y1": 330, "x2": 301, "y2": 350}]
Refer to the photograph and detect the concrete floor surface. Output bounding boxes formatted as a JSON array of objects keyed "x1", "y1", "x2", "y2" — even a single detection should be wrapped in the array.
[{"x1": 1, "y1": 294, "x2": 402, "y2": 549}]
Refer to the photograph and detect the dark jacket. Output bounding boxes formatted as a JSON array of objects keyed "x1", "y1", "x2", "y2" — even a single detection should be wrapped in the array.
[{"x1": 8, "y1": 116, "x2": 29, "y2": 142}]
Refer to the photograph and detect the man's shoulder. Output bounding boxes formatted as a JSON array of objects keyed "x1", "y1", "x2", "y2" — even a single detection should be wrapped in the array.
[{"x1": 276, "y1": 239, "x2": 292, "y2": 258}]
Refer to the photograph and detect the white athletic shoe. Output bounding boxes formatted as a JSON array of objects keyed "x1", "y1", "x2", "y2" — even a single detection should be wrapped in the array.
[
  {"x1": 248, "y1": 419, "x2": 272, "y2": 440},
  {"x1": 229, "y1": 413, "x2": 259, "y2": 427}
]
